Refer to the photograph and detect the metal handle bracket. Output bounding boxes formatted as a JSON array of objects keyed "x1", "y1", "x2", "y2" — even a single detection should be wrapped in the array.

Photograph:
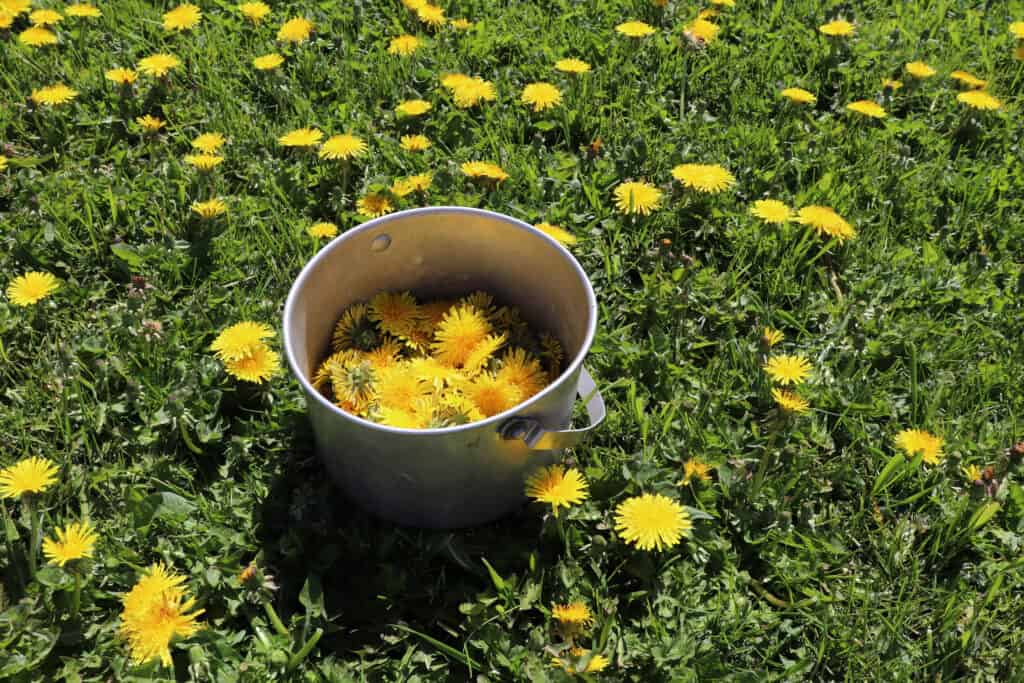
[{"x1": 499, "y1": 367, "x2": 605, "y2": 450}]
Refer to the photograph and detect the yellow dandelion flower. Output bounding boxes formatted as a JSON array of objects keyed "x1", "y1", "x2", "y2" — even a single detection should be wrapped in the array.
[
  {"x1": 552, "y1": 648, "x2": 610, "y2": 674},
  {"x1": 452, "y1": 77, "x2": 496, "y2": 108},
  {"x1": 781, "y1": 87, "x2": 816, "y2": 104},
  {"x1": 408, "y1": 357, "x2": 461, "y2": 386},
  {"x1": 433, "y1": 305, "x2": 491, "y2": 367},
  {"x1": 119, "y1": 563, "x2": 204, "y2": 667},
  {"x1": 224, "y1": 343, "x2": 279, "y2": 382},
  {"x1": 253, "y1": 53, "x2": 284, "y2": 70},
  {"x1": 19, "y1": 26, "x2": 59, "y2": 47},
  {"x1": 957, "y1": 90, "x2": 1003, "y2": 111},
  {"x1": 65, "y1": 4, "x2": 101, "y2": 18},
  {"x1": 555, "y1": 58, "x2": 591, "y2": 74},
  {"x1": 416, "y1": 3, "x2": 444, "y2": 26},
  {"x1": 138, "y1": 53, "x2": 181, "y2": 77},
  {"x1": 0, "y1": 11, "x2": 12, "y2": 29},
  {"x1": 105, "y1": 68, "x2": 138, "y2": 86},
  {"x1": 761, "y1": 327, "x2": 784, "y2": 347},
  {"x1": 461, "y1": 372, "x2": 522, "y2": 417},
  {"x1": 950, "y1": 70, "x2": 987, "y2": 88},
  {"x1": 238, "y1": 1, "x2": 270, "y2": 23},
  {"x1": 962, "y1": 464, "x2": 982, "y2": 483},
  {"x1": 42, "y1": 520, "x2": 98, "y2": 566},
  {"x1": 437, "y1": 392, "x2": 485, "y2": 424},
  {"x1": 210, "y1": 321, "x2": 274, "y2": 362},
  {"x1": 319, "y1": 134, "x2": 367, "y2": 161},
  {"x1": 520, "y1": 82, "x2": 562, "y2": 112},
  {"x1": 882, "y1": 78, "x2": 903, "y2": 90},
  {"x1": 905, "y1": 61, "x2": 936, "y2": 78},
  {"x1": 369, "y1": 291, "x2": 420, "y2": 338},
  {"x1": 184, "y1": 154, "x2": 224, "y2": 171},
  {"x1": 136, "y1": 115, "x2": 166, "y2": 132},
  {"x1": 1011, "y1": 21, "x2": 1024, "y2": 39},
  {"x1": 365, "y1": 338, "x2": 404, "y2": 369},
  {"x1": 614, "y1": 493, "x2": 692, "y2": 551},
  {"x1": 190, "y1": 198, "x2": 228, "y2": 218},
  {"x1": 750, "y1": 199, "x2": 793, "y2": 224},
  {"x1": 278, "y1": 127, "x2": 323, "y2": 147},
  {"x1": 671, "y1": 163, "x2": 736, "y2": 193},
  {"x1": 684, "y1": 17, "x2": 720, "y2": 44},
  {"x1": 551, "y1": 602, "x2": 593, "y2": 629},
  {"x1": 378, "y1": 406, "x2": 428, "y2": 429},
  {"x1": 31, "y1": 83, "x2": 78, "y2": 106},
  {"x1": 307, "y1": 222, "x2": 338, "y2": 239},
  {"x1": 401, "y1": 0, "x2": 427, "y2": 9},
  {"x1": 395, "y1": 99, "x2": 432, "y2": 117},
  {"x1": 0, "y1": 155, "x2": 7, "y2": 171},
  {"x1": 497, "y1": 348, "x2": 548, "y2": 400},
  {"x1": 680, "y1": 458, "x2": 713, "y2": 485},
  {"x1": 332, "y1": 304, "x2": 378, "y2": 352},
  {"x1": 771, "y1": 387, "x2": 810, "y2": 414},
  {"x1": 441, "y1": 73, "x2": 473, "y2": 90},
  {"x1": 191, "y1": 133, "x2": 225, "y2": 154},
  {"x1": 0, "y1": 456, "x2": 59, "y2": 498},
  {"x1": 163, "y1": 3, "x2": 201, "y2": 31},
  {"x1": 613, "y1": 181, "x2": 662, "y2": 215},
  {"x1": 763, "y1": 354, "x2": 812, "y2": 385},
  {"x1": 524, "y1": 464, "x2": 589, "y2": 518},
  {"x1": 534, "y1": 222, "x2": 577, "y2": 247},
  {"x1": 819, "y1": 19, "x2": 855, "y2": 37},
  {"x1": 7, "y1": 271, "x2": 60, "y2": 306},
  {"x1": 400, "y1": 134, "x2": 431, "y2": 151},
  {"x1": 461, "y1": 161, "x2": 509, "y2": 182},
  {"x1": 277, "y1": 16, "x2": 313, "y2": 43},
  {"x1": 29, "y1": 8, "x2": 61, "y2": 25},
  {"x1": 847, "y1": 99, "x2": 887, "y2": 118},
  {"x1": 356, "y1": 193, "x2": 393, "y2": 218},
  {"x1": 616, "y1": 20, "x2": 655, "y2": 38},
  {"x1": 375, "y1": 365, "x2": 431, "y2": 412},
  {"x1": 388, "y1": 34, "x2": 421, "y2": 56},
  {"x1": 2, "y1": 0, "x2": 30, "y2": 15},
  {"x1": 895, "y1": 429, "x2": 944, "y2": 465},
  {"x1": 462, "y1": 332, "x2": 507, "y2": 376},
  {"x1": 796, "y1": 205, "x2": 856, "y2": 242},
  {"x1": 330, "y1": 359, "x2": 376, "y2": 407},
  {"x1": 450, "y1": 17, "x2": 472, "y2": 29}
]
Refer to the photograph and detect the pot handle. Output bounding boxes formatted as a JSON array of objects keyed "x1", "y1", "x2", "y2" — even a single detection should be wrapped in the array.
[{"x1": 498, "y1": 367, "x2": 606, "y2": 450}]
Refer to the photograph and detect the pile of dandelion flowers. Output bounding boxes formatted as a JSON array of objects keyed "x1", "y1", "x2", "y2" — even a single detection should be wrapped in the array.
[{"x1": 524, "y1": 464, "x2": 589, "y2": 517}]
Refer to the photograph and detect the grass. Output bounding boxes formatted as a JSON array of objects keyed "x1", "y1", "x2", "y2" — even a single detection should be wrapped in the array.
[{"x1": 2, "y1": 0, "x2": 1024, "y2": 679}]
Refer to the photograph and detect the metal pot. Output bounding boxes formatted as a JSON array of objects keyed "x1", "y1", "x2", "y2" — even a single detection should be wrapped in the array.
[{"x1": 283, "y1": 207, "x2": 604, "y2": 528}]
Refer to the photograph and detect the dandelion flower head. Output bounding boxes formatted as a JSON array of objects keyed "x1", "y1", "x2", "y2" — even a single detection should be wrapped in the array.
[
  {"x1": 616, "y1": 20, "x2": 655, "y2": 38},
  {"x1": 750, "y1": 199, "x2": 793, "y2": 224},
  {"x1": 895, "y1": 429, "x2": 944, "y2": 465},
  {"x1": 388, "y1": 34, "x2": 421, "y2": 56},
  {"x1": 307, "y1": 222, "x2": 338, "y2": 239},
  {"x1": 18, "y1": 26, "x2": 59, "y2": 46},
  {"x1": 7, "y1": 271, "x2": 60, "y2": 305},
  {"x1": 43, "y1": 520, "x2": 98, "y2": 566},
  {"x1": 461, "y1": 161, "x2": 509, "y2": 182},
  {"x1": 138, "y1": 53, "x2": 181, "y2": 77},
  {"x1": 119, "y1": 563, "x2": 204, "y2": 666},
  {"x1": 796, "y1": 205, "x2": 856, "y2": 242},
  {"x1": 277, "y1": 16, "x2": 313, "y2": 42},
  {"x1": 396, "y1": 99, "x2": 432, "y2": 116},
  {"x1": 29, "y1": 8, "x2": 62, "y2": 25},
  {"x1": 672, "y1": 163, "x2": 736, "y2": 193},
  {"x1": 191, "y1": 198, "x2": 228, "y2": 218},
  {"x1": 106, "y1": 68, "x2": 138, "y2": 86},
  {"x1": 950, "y1": 70, "x2": 987, "y2": 88},
  {"x1": 163, "y1": 4, "x2": 201, "y2": 32},
  {"x1": 771, "y1": 387, "x2": 810, "y2": 414},
  {"x1": 210, "y1": 321, "x2": 275, "y2": 361},
  {"x1": 957, "y1": 90, "x2": 1003, "y2": 111},
  {"x1": 356, "y1": 194, "x2": 394, "y2": 218},
  {"x1": 319, "y1": 134, "x2": 368, "y2": 160},
  {"x1": 763, "y1": 354, "x2": 812, "y2": 385},
  {"x1": 31, "y1": 83, "x2": 79, "y2": 106},
  {"x1": 238, "y1": 1, "x2": 270, "y2": 22},
  {"x1": 613, "y1": 181, "x2": 662, "y2": 215},
  {"x1": 65, "y1": 4, "x2": 101, "y2": 18},
  {"x1": 253, "y1": 53, "x2": 284, "y2": 70},
  {"x1": 534, "y1": 222, "x2": 577, "y2": 247},
  {"x1": 225, "y1": 345, "x2": 279, "y2": 382},
  {"x1": 521, "y1": 82, "x2": 562, "y2": 112},
  {"x1": 0, "y1": 456, "x2": 60, "y2": 498},
  {"x1": 555, "y1": 58, "x2": 591, "y2": 74},
  {"x1": 192, "y1": 133, "x2": 225, "y2": 154},
  {"x1": 905, "y1": 61, "x2": 936, "y2": 78},
  {"x1": 614, "y1": 493, "x2": 692, "y2": 551},
  {"x1": 781, "y1": 87, "x2": 816, "y2": 104},
  {"x1": 400, "y1": 134, "x2": 431, "y2": 151},
  {"x1": 819, "y1": 19, "x2": 855, "y2": 36},
  {"x1": 847, "y1": 99, "x2": 887, "y2": 118},
  {"x1": 278, "y1": 127, "x2": 323, "y2": 147}
]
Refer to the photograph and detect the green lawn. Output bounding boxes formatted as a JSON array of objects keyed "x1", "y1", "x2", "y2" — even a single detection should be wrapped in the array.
[{"x1": 2, "y1": 0, "x2": 1024, "y2": 680}]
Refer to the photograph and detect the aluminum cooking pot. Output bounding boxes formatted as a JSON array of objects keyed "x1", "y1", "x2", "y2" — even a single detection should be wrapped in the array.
[{"x1": 283, "y1": 207, "x2": 604, "y2": 528}]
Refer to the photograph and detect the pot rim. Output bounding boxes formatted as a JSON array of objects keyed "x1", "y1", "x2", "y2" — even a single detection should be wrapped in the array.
[{"x1": 282, "y1": 206, "x2": 598, "y2": 436}]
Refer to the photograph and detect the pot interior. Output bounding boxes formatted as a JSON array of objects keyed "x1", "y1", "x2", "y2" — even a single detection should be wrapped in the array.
[{"x1": 287, "y1": 209, "x2": 595, "y2": 387}]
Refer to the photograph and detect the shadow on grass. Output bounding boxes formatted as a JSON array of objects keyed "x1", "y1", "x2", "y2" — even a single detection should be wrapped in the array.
[{"x1": 252, "y1": 415, "x2": 547, "y2": 663}]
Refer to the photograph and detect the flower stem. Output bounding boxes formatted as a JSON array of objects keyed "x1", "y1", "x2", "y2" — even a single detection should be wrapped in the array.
[
  {"x1": 1, "y1": 502, "x2": 25, "y2": 590},
  {"x1": 26, "y1": 496, "x2": 40, "y2": 580},
  {"x1": 287, "y1": 627, "x2": 323, "y2": 671},
  {"x1": 264, "y1": 600, "x2": 289, "y2": 637},
  {"x1": 71, "y1": 570, "x2": 82, "y2": 619}
]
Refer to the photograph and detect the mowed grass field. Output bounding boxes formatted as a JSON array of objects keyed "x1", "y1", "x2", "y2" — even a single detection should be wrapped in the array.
[{"x1": 2, "y1": 0, "x2": 1024, "y2": 680}]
